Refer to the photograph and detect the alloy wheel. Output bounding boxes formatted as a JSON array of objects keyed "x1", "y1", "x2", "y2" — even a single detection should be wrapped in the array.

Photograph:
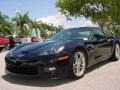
[
  {"x1": 115, "y1": 44, "x2": 120, "y2": 60},
  {"x1": 73, "y1": 51, "x2": 86, "y2": 77}
]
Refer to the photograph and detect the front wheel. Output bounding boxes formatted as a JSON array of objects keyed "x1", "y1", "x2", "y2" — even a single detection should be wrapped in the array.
[
  {"x1": 5, "y1": 44, "x2": 10, "y2": 50},
  {"x1": 0, "y1": 48, "x2": 3, "y2": 52},
  {"x1": 69, "y1": 50, "x2": 87, "y2": 79},
  {"x1": 112, "y1": 44, "x2": 120, "y2": 61}
]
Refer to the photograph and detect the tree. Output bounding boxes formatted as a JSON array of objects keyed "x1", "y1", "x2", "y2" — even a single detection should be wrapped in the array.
[
  {"x1": 30, "y1": 20, "x2": 63, "y2": 38},
  {"x1": 12, "y1": 12, "x2": 31, "y2": 37},
  {"x1": 0, "y1": 12, "x2": 12, "y2": 35},
  {"x1": 30, "y1": 20, "x2": 41, "y2": 37},
  {"x1": 0, "y1": 11, "x2": 63, "y2": 38},
  {"x1": 40, "y1": 23, "x2": 63, "y2": 38},
  {"x1": 56, "y1": 0, "x2": 120, "y2": 35}
]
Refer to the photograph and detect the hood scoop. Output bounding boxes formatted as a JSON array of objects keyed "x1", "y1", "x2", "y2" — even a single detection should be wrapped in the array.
[{"x1": 21, "y1": 51, "x2": 29, "y2": 54}]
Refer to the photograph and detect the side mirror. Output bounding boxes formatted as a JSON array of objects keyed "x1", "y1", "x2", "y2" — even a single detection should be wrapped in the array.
[
  {"x1": 94, "y1": 34, "x2": 106, "y2": 42},
  {"x1": 94, "y1": 34, "x2": 106, "y2": 39}
]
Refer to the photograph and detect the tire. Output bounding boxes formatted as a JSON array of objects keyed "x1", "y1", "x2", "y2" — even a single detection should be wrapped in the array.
[
  {"x1": 0, "y1": 48, "x2": 3, "y2": 52},
  {"x1": 112, "y1": 44, "x2": 120, "y2": 61},
  {"x1": 69, "y1": 50, "x2": 87, "y2": 79},
  {"x1": 5, "y1": 45, "x2": 10, "y2": 50}
]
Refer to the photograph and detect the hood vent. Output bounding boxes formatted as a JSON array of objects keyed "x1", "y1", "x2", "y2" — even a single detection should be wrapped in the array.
[{"x1": 21, "y1": 51, "x2": 29, "y2": 54}]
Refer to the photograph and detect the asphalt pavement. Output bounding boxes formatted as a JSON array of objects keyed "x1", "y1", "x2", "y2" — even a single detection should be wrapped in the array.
[{"x1": 0, "y1": 51, "x2": 120, "y2": 90}]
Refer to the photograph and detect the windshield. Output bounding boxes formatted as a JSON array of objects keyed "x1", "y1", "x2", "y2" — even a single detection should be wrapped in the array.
[{"x1": 51, "y1": 28, "x2": 92, "y2": 41}]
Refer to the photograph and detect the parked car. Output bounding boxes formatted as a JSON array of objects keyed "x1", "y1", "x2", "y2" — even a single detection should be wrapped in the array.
[
  {"x1": 20, "y1": 36, "x2": 31, "y2": 44},
  {"x1": 6, "y1": 35, "x2": 19, "y2": 49},
  {"x1": 8, "y1": 36, "x2": 16, "y2": 49},
  {"x1": 5, "y1": 27, "x2": 120, "y2": 79},
  {"x1": 0, "y1": 36, "x2": 9, "y2": 51},
  {"x1": 31, "y1": 37, "x2": 43, "y2": 43}
]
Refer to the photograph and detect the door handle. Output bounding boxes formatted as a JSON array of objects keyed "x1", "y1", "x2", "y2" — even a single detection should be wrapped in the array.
[{"x1": 106, "y1": 39, "x2": 111, "y2": 42}]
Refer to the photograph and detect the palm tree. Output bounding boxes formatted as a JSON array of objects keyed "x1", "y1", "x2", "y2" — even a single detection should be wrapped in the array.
[
  {"x1": 37, "y1": 22, "x2": 63, "y2": 38},
  {"x1": 40, "y1": 22, "x2": 50, "y2": 38},
  {"x1": 31, "y1": 20, "x2": 50, "y2": 38},
  {"x1": 0, "y1": 12, "x2": 12, "y2": 35},
  {"x1": 12, "y1": 12, "x2": 31, "y2": 37},
  {"x1": 30, "y1": 20, "x2": 42, "y2": 37}
]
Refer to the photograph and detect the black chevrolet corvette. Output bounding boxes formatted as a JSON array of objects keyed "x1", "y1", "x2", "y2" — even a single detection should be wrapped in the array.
[{"x1": 5, "y1": 27, "x2": 120, "y2": 79}]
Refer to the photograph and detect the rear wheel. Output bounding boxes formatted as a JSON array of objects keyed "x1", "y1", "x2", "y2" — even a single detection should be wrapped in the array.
[
  {"x1": 69, "y1": 50, "x2": 87, "y2": 79},
  {"x1": 112, "y1": 44, "x2": 120, "y2": 61}
]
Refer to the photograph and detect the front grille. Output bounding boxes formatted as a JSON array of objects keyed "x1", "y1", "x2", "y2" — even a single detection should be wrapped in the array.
[
  {"x1": 5, "y1": 58, "x2": 39, "y2": 75},
  {"x1": 5, "y1": 57, "x2": 66, "y2": 76},
  {"x1": 6, "y1": 59, "x2": 21, "y2": 66},
  {"x1": 6, "y1": 66, "x2": 38, "y2": 75}
]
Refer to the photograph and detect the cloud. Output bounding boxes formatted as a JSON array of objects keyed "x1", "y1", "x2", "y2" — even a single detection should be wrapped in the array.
[
  {"x1": 14, "y1": 9, "x2": 21, "y2": 13},
  {"x1": 38, "y1": 13, "x2": 98, "y2": 29}
]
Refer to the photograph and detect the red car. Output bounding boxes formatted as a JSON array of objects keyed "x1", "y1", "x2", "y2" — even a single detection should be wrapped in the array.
[
  {"x1": 0, "y1": 36, "x2": 9, "y2": 51},
  {"x1": 31, "y1": 37, "x2": 42, "y2": 43}
]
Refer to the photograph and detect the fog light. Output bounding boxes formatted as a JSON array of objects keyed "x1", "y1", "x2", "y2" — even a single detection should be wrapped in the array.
[
  {"x1": 44, "y1": 67, "x2": 56, "y2": 72},
  {"x1": 49, "y1": 67, "x2": 56, "y2": 71}
]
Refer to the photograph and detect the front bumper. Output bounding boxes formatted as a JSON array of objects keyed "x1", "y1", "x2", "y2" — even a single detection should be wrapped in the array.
[
  {"x1": 5, "y1": 57, "x2": 69, "y2": 78},
  {"x1": 0, "y1": 45, "x2": 6, "y2": 48}
]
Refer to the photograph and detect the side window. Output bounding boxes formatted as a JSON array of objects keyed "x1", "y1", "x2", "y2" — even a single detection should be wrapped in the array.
[
  {"x1": 94, "y1": 29, "x2": 105, "y2": 36},
  {"x1": 91, "y1": 29, "x2": 106, "y2": 40},
  {"x1": 59, "y1": 31, "x2": 71, "y2": 40}
]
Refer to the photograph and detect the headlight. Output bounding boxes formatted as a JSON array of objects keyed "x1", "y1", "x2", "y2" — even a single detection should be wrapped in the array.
[
  {"x1": 39, "y1": 45, "x2": 64, "y2": 55},
  {"x1": 7, "y1": 47, "x2": 16, "y2": 56}
]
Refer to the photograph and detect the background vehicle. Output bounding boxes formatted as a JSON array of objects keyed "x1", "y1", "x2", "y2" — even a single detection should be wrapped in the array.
[
  {"x1": 8, "y1": 36, "x2": 16, "y2": 49},
  {"x1": 5, "y1": 27, "x2": 120, "y2": 79},
  {"x1": 20, "y1": 36, "x2": 31, "y2": 44},
  {"x1": 31, "y1": 37, "x2": 42, "y2": 43},
  {"x1": 0, "y1": 36, "x2": 9, "y2": 51}
]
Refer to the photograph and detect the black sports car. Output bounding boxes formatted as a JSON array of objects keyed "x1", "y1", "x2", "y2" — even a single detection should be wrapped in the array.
[{"x1": 5, "y1": 27, "x2": 120, "y2": 79}]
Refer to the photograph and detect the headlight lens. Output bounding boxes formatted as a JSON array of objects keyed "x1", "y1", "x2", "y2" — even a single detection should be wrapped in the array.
[
  {"x1": 39, "y1": 45, "x2": 64, "y2": 55},
  {"x1": 7, "y1": 47, "x2": 16, "y2": 56}
]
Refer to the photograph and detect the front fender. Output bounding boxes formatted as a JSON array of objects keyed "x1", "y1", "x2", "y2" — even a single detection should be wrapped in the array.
[{"x1": 14, "y1": 43, "x2": 32, "y2": 50}]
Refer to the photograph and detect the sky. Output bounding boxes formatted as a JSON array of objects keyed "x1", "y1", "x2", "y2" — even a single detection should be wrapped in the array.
[{"x1": 0, "y1": 0, "x2": 96, "y2": 29}]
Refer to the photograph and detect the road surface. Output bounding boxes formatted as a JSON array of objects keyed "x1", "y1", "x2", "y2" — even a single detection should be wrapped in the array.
[{"x1": 0, "y1": 51, "x2": 120, "y2": 90}]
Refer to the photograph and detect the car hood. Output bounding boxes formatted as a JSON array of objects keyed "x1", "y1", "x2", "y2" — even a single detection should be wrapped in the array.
[
  {"x1": 8, "y1": 39, "x2": 85, "y2": 60},
  {"x1": 20, "y1": 41, "x2": 62, "y2": 52},
  {"x1": 9, "y1": 40, "x2": 63, "y2": 59}
]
